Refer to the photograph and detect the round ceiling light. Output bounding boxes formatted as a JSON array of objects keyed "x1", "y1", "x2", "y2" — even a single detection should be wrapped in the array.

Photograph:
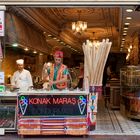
[{"x1": 126, "y1": 9, "x2": 133, "y2": 12}]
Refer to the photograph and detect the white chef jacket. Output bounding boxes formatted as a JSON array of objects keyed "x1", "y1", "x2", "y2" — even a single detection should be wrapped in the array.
[{"x1": 11, "y1": 69, "x2": 33, "y2": 91}]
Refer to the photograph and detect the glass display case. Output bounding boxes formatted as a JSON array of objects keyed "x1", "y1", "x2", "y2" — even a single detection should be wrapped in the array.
[
  {"x1": 0, "y1": 93, "x2": 17, "y2": 132},
  {"x1": 0, "y1": 106, "x2": 16, "y2": 130},
  {"x1": 120, "y1": 65, "x2": 140, "y2": 119}
]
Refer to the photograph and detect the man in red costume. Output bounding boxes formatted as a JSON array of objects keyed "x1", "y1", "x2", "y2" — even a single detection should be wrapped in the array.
[{"x1": 43, "y1": 51, "x2": 69, "y2": 90}]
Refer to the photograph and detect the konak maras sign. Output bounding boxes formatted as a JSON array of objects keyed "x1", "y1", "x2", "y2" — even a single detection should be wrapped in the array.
[{"x1": 18, "y1": 94, "x2": 87, "y2": 117}]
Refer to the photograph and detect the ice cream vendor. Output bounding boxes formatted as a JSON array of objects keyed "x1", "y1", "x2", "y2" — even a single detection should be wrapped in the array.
[{"x1": 42, "y1": 51, "x2": 69, "y2": 90}]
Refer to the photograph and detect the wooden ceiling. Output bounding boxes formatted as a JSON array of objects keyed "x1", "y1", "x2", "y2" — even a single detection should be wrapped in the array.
[{"x1": 6, "y1": 7, "x2": 123, "y2": 54}]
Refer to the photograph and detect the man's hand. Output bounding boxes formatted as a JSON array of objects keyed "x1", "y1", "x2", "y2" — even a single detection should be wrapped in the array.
[
  {"x1": 10, "y1": 85, "x2": 17, "y2": 89},
  {"x1": 42, "y1": 76, "x2": 49, "y2": 83}
]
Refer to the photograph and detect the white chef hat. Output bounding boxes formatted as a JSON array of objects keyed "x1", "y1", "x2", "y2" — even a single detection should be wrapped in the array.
[{"x1": 16, "y1": 59, "x2": 24, "y2": 65}]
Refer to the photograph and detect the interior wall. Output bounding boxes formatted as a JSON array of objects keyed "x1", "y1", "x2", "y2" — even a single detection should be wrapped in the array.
[{"x1": 3, "y1": 48, "x2": 21, "y2": 84}]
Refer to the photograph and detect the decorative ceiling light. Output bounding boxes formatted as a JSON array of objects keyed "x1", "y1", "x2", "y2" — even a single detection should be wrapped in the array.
[
  {"x1": 128, "y1": 48, "x2": 131, "y2": 52},
  {"x1": 39, "y1": 53, "x2": 43, "y2": 56},
  {"x1": 85, "y1": 32, "x2": 100, "y2": 47},
  {"x1": 120, "y1": 49, "x2": 123, "y2": 52},
  {"x1": 60, "y1": 41, "x2": 64, "y2": 44},
  {"x1": 12, "y1": 43, "x2": 18, "y2": 47},
  {"x1": 67, "y1": 45, "x2": 71, "y2": 48},
  {"x1": 123, "y1": 30, "x2": 127, "y2": 33},
  {"x1": 130, "y1": 45, "x2": 133, "y2": 49},
  {"x1": 126, "y1": 9, "x2": 133, "y2": 12},
  {"x1": 53, "y1": 37, "x2": 57, "y2": 40},
  {"x1": 124, "y1": 22, "x2": 130, "y2": 25},
  {"x1": 126, "y1": 53, "x2": 130, "y2": 60},
  {"x1": 124, "y1": 27, "x2": 128, "y2": 30},
  {"x1": 56, "y1": 39, "x2": 60, "y2": 42},
  {"x1": 72, "y1": 10, "x2": 87, "y2": 33},
  {"x1": 33, "y1": 50, "x2": 37, "y2": 54},
  {"x1": 126, "y1": 17, "x2": 132, "y2": 20},
  {"x1": 123, "y1": 33, "x2": 127, "y2": 36},
  {"x1": 48, "y1": 34, "x2": 52, "y2": 37},
  {"x1": 24, "y1": 48, "x2": 29, "y2": 51}
]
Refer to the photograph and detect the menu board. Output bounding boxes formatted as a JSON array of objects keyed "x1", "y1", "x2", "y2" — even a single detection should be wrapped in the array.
[{"x1": 18, "y1": 94, "x2": 87, "y2": 117}]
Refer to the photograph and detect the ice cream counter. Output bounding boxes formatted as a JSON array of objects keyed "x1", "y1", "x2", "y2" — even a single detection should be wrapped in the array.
[{"x1": 0, "y1": 90, "x2": 89, "y2": 136}]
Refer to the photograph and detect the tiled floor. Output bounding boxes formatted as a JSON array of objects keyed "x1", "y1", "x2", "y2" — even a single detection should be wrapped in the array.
[{"x1": 90, "y1": 98, "x2": 140, "y2": 135}]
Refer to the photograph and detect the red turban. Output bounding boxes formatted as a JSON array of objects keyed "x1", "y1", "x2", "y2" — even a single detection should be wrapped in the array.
[{"x1": 54, "y1": 51, "x2": 63, "y2": 58}]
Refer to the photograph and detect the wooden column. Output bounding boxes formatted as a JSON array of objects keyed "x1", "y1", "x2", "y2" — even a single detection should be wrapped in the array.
[{"x1": 138, "y1": 33, "x2": 140, "y2": 64}]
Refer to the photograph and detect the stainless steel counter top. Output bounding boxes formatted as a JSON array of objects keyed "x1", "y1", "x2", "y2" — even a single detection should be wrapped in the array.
[{"x1": 0, "y1": 89, "x2": 88, "y2": 98}]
